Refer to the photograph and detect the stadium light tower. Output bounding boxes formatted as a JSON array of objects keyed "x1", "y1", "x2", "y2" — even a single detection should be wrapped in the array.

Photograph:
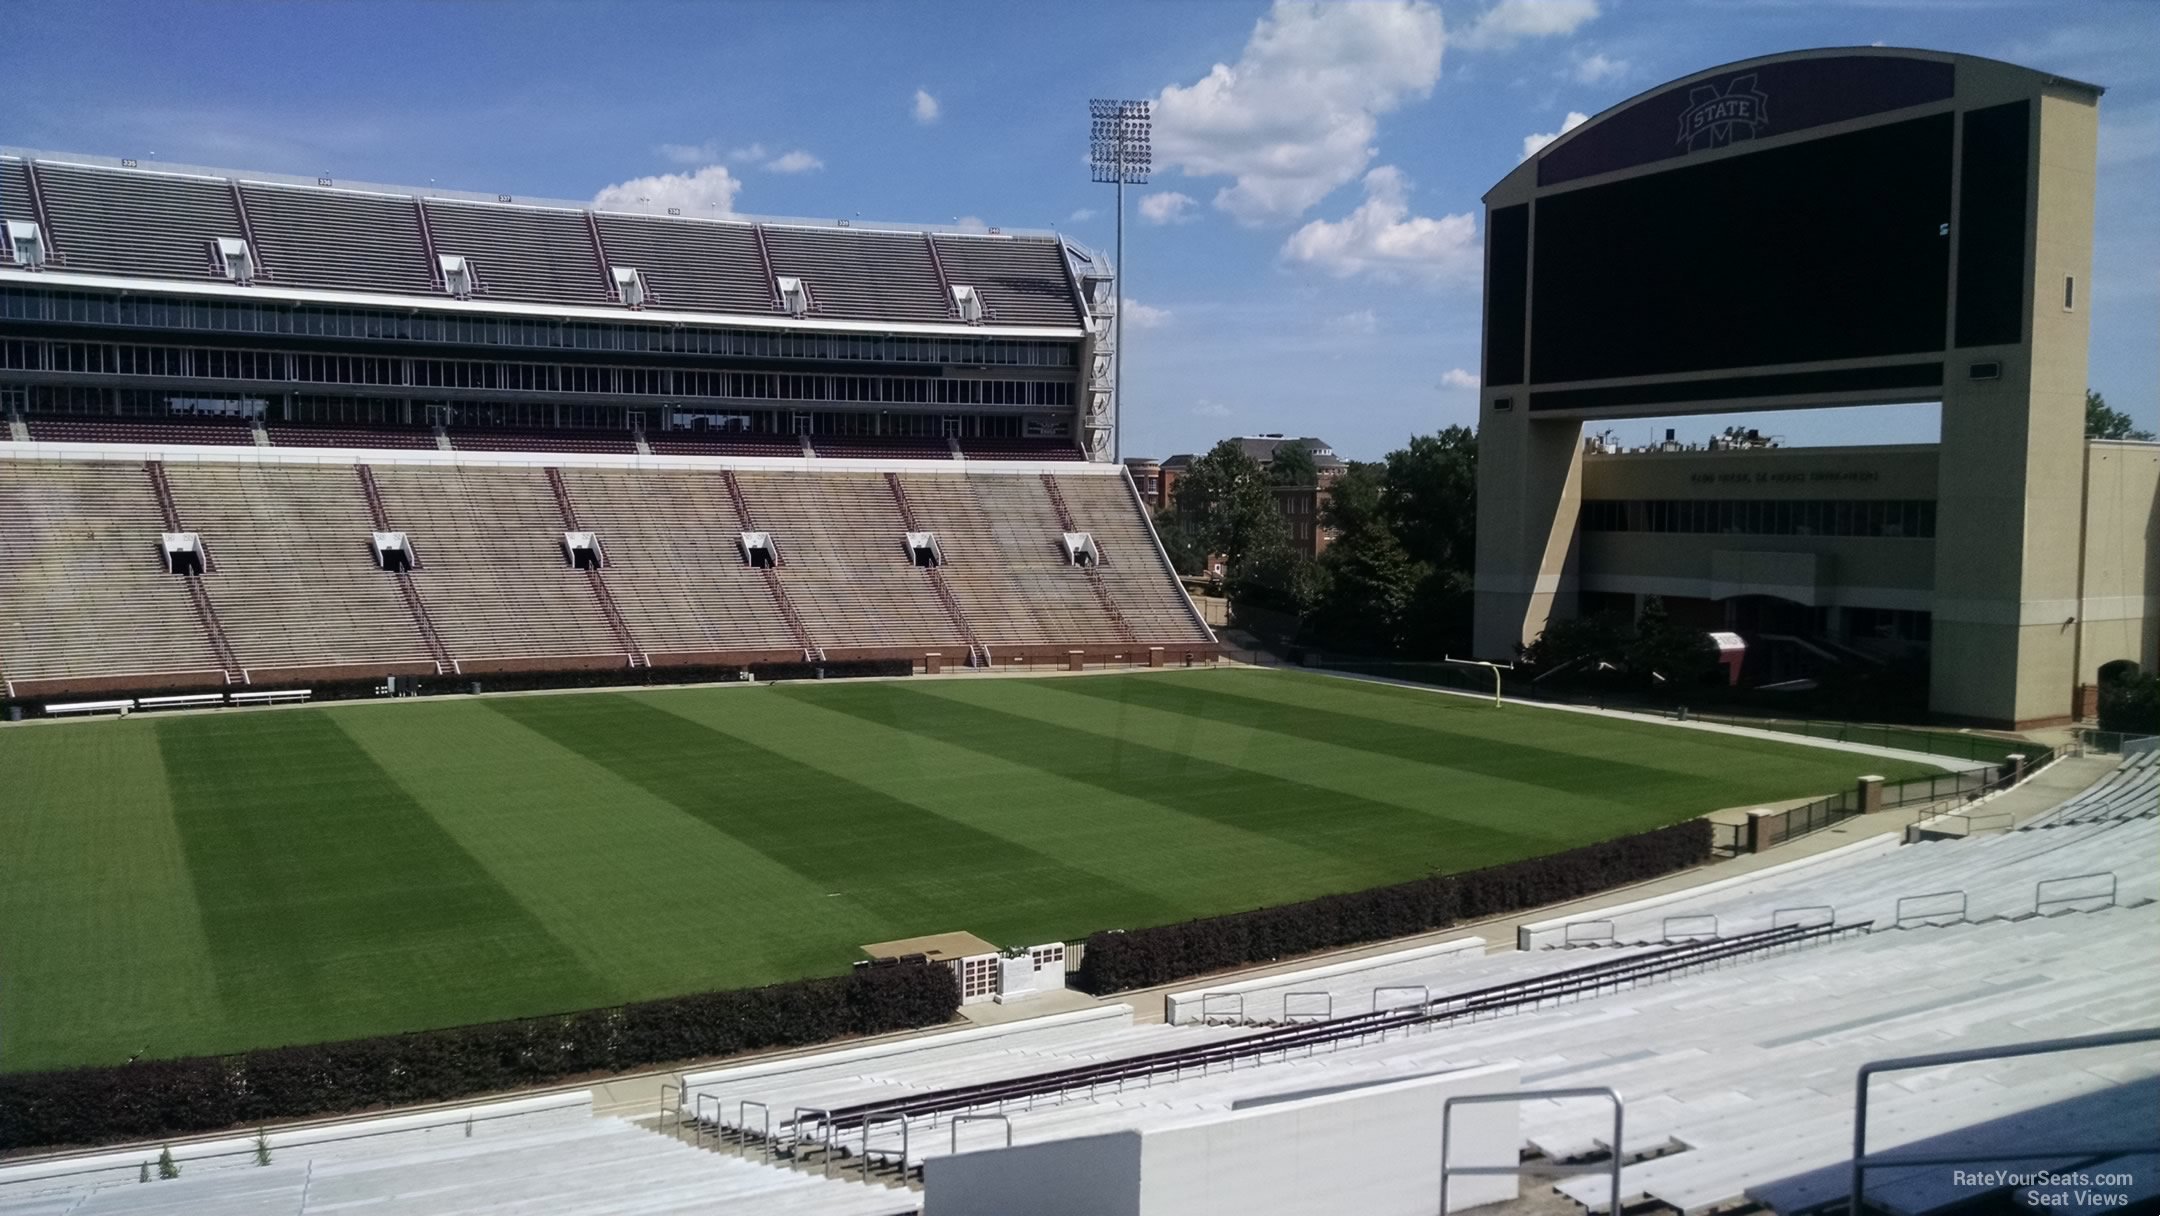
[{"x1": 1089, "y1": 99, "x2": 1150, "y2": 464}]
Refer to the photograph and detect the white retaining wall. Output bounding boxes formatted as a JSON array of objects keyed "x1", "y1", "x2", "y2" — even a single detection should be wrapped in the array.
[
  {"x1": 1162, "y1": 937, "x2": 1487, "y2": 1024},
  {"x1": 921, "y1": 1063, "x2": 1521, "y2": 1216}
]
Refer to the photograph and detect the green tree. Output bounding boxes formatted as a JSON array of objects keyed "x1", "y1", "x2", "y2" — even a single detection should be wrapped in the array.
[
  {"x1": 1266, "y1": 441, "x2": 1320, "y2": 487},
  {"x1": 1320, "y1": 461, "x2": 1386, "y2": 540},
  {"x1": 1172, "y1": 439, "x2": 1289, "y2": 567},
  {"x1": 157, "y1": 1146, "x2": 180, "y2": 1180},
  {"x1": 1625, "y1": 597, "x2": 1718, "y2": 690},
  {"x1": 1381, "y1": 426, "x2": 1477, "y2": 576},
  {"x1": 2086, "y1": 388, "x2": 2157, "y2": 441},
  {"x1": 1519, "y1": 609, "x2": 1632, "y2": 675},
  {"x1": 2098, "y1": 663, "x2": 2159, "y2": 734},
  {"x1": 1151, "y1": 506, "x2": 1210, "y2": 580},
  {"x1": 1309, "y1": 525, "x2": 1420, "y2": 652}
]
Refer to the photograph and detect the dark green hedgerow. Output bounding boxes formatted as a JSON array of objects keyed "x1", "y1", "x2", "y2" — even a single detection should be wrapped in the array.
[
  {"x1": 1075, "y1": 819, "x2": 1713, "y2": 994},
  {"x1": 0, "y1": 961, "x2": 956, "y2": 1153}
]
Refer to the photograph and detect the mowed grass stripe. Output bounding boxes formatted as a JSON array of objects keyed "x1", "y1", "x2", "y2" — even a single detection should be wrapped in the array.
[
  {"x1": 486, "y1": 693, "x2": 1180, "y2": 942},
  {"x1": 922, "y1": 676, "x2": 1622, "y2": 849},
  {"x1": 0, "y1": 723, "x2": 222, "y2": 1071},
  {"x1": 639, "y1": 686, "x2": 1374, "y2": 927},
  {"x1": 332, "y1": 701, "x2": 887, "y2": 996},
  {"x1": 157, "y1": 712, "x2": 615, "y2": 1053},
  {"x1": 1041, "y1": 672, "x2": 1723, "y2": 816},
  {"x1": 1212, "y1": 669, "x2": 1942, "y2": 794},
  {"x1": 796, "y1": 682, "x2": 1544, "y2": 869}
]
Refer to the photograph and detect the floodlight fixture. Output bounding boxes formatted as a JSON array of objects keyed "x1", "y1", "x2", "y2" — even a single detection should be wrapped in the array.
[{"x1": 1086, "y1": 99, "x2": 1151, "y2": 464}]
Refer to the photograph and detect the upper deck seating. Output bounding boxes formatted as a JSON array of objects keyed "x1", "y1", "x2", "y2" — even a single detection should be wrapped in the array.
[
  {"x1": 239, "y1": 181, "x2": 437, "y2": 294},
  {"x1": 421, "y1": 199, "x2": 612, "y2": 306},
  {"x1": 28, "y1": 160, "x2": 241, "y2": 281}
]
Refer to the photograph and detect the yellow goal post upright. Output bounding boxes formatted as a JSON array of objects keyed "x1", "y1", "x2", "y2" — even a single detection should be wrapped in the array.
[{"x1": 1444, "y1": 655, "x2": 1514, "y2": 708}]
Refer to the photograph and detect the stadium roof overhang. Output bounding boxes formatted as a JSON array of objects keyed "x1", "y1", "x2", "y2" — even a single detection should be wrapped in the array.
[{"x1": 1, "y1": 266, "x2": 1089, "y2": 341}]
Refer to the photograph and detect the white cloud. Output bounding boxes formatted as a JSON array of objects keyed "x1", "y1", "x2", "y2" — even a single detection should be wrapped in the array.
[
  {"x1": 1328, "y1": 309, "x2": 1380, "y2": 335},
  {"x1": 729, "y1": 142, "x2": 767, "y2": 163},
  {"x1": 1570, "y1": 51, "x2": 1627, "y2": 84},
  {"x1": 593, "y1": 164, "x2": 743, "y2": 216},
  {"x1": 1280, "y1": 165, "x2": 1478, "y2": 283},
  {"x1": 913, "y1": 89, "x2": 941, "y2": 124},
  {"x1": 764, "y1": 150, "x2": 824, "y2": 174},
  {"x1": 1194, "y1": 398, "x2": 1233, "y2": 418},
  {"x1": 1521, "y1": 110, "x2": 1589, "y2": 160},
  {"x1": 1124, "y1": 299, "x2": 1172, "y2": 330},
  {"x1": 1151, "y1": 0, "x2": 1447, "y2": 225},
  {"x1": 1139, "y1": 191, "x2": 1198, "y2": 224},
  {"x1": 1439, "y1": 367, "x2": 1479, "y2": 390},
  {"x1": 1067, "y1": 208, "x2": 1098, "y2": 222},
  {"x1": 1456, "y1": 0, "x2": 1599, "y2": 51},
  {"x1": 951, "y1": 215, "x2": 989, "y2": 233}
]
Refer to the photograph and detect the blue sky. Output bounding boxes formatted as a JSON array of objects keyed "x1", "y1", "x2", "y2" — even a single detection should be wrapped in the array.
[{"x1": 4, "y1": 0, "x2": 2154, "y2": 461}]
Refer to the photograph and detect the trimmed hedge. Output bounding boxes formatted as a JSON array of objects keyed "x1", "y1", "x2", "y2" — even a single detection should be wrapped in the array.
[
  {"x1": 0, "y1": 961, "x2": 957, "y2": 1153},
  {"x1": 1075, "y1": 819, "x2": 1713, "y2": 994}
]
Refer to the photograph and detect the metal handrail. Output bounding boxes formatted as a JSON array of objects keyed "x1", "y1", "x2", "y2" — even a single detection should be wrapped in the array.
[
  {"x1": 791, "y1": 1106, "x2": 836, "y2": 1176},
  {"x1": 2034, "y1": 871, "x2": 2118, "y2": 915},
  {"x1": 1199, "y1": 991, "x2": 1245, "y2": 1023},
  {"x1": 1662, "y1": 913, "x2": 1719, "y2": 941},
  {"x1": 1893, "y1": 889, "x2": 1967, "y2": 927},
  {"x1": 657, "y1": 1082, "x2": 680, "y2": 1138},
  {"x1": 1850, "y1": 1027, "x2": 2160, "y2": 1216},
  {"x1": 692, "y1": 1092, "x2": 721, "y2": 1147},
  {"x1": 1441, "y1": 1087, "x2": 1622, "y2": 1216},
  {"x1": 861, "y1": 1109, "x2": 909, "y2": 1179},
  {"x1": 1773, "y1": 904, "x2": 1835, "y2": 929},
  {"x1": 739, "y1": 1100, "x2": 770, "y2": 1159},
  {"x1": 1282, "y1": 990, "x2": 1333, "y2": 1023},
  {"x1": 949, "y1": 1113, "x2": 1013, "y2": 1155},
  {"x1": 1563, "y1": 920, "x2": 1616, "y2": 946}
]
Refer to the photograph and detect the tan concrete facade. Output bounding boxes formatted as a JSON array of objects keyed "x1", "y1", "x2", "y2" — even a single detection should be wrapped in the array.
[
  {"x1": 2076, "y1": 441, "x2": 2160, "y2": 696},
  {"x1": 1471, "y1": 48, "x2": 2111, "y2": 727}
]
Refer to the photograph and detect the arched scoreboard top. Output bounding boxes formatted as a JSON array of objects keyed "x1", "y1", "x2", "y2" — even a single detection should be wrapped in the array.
[
  {"x1": 1490, "y1": 47, "x2": 2100, "y2": 200},
  {"x1": 1479, "y1": 47, "x2": 2104, "y2": 414}
]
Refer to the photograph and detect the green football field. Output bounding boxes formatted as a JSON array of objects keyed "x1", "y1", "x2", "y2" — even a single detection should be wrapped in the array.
[{"x1": 0, "y1": 668, "x2": 1936, "y2": 1072}]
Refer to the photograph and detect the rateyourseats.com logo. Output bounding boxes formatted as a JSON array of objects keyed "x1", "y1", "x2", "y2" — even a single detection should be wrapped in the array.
[
  {"x1": 1953, "y1": 1168, "x2": 2144, "y2": 1209},
  {"x1": 1678, "y1": 73, "x2": 1769, "y2": 151}
]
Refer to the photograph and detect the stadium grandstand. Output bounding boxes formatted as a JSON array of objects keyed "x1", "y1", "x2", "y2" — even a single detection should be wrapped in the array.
[{"x1": 0, "y1": 150, "x2": 1213, "y2": 701}]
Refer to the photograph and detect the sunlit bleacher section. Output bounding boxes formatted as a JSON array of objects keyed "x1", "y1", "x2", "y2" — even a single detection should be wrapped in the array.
[
  {"x1": 2021, "y1": 747, "x2": 2157, "y2": 828},
  {"x1": 161, "y1": 463, "x2": 436, "y2": 679},
  {"x1": 366, "y1": 464, "x2": 627, "y2": 671},
  {"x1": 556, "y1": 468, "x2": 804, "y2": 664},
  {"x1": 588, "y1": 211, "x2": 772, "y2": 314},
  {"x1": 1521, "y1": 811, "x2": 2160, "y2": 948},
  {"x1": 762, "y1": 227, "x2": 952, "y2": 324},
  {"x1": 927, "y1": 473, "x2": 1133, "y2": 648},
  {"x1": 677, "y1": 812, "x2": 2157, "y2": 1215},
  {"x1": 0, "y1": 451, "x2": 1210, "y2": 696},
  {"x1": 1052, "y1": 472, "x2": 1213, "y2": 643},
  {"x1": 0, "y1": 459, "x2": 224, "y2": 696},
  {"x1": 732, "y1": 471, "x2": 970, "y2": 659},
  {"x1": 0, "y1": 1094, "x2": 917, "y2": 1216}
]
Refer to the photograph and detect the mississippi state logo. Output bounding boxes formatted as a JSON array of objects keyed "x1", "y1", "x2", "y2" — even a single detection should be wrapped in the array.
[{"x1": 1678, "y1": 74, "x2": 1769, "y2": 151}]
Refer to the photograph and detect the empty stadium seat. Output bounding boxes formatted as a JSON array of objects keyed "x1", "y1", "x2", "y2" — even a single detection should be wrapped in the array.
[{"x1": 26, "y1": 415, "x2": 255, "y2": 447}]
